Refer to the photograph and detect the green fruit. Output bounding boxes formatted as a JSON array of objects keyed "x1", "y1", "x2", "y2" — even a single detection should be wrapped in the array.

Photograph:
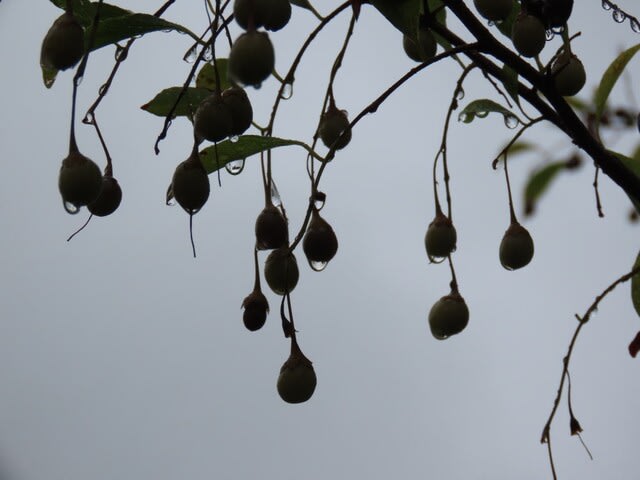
[
  {"x1": 551, "y1": 53, "x2": 586, "y2": 97},
  {"x1": 319, "y1": 109, "x2": 351, "y2": 150},
  {"x1": 194, "y1": 93, "x2": 233, "y2": 142},
  {"x1": 241, "y1": 289, "x2": 269, "y2": 331},
  {"x1": 277, "y1": 348, "x2": 317, "y2": 404},
  {"x1": 511, "y1": 13, "x2": 546, "y2": 58},
  {"x1": 172, "y1": 155, "x2": 210, "y2": 214},
  {"x1": 303, "y1": 209, "x2": 338, "y2": 270},
  {"x1": 499, "y1": 222, "x2": 534, "y2": 270},
  {"x1": 402, "y1": 27, "x2": 437, "y2": 62},
  {"x1": 221, "y1": 86, "x2": 253, "y2": 136},
  {"x1": 233, "y1": 0, "x2": 268, "y2": 30},
  {"x1": 229, "y1": 31, "x2": 275, "y2": 87},
  {"x1": 58, "y1": 151, "x2": 103, "y2": 210},
  {"x1": 264, "y1": 0, "x2": 292, "y2": 31},
  {"x1": 88, "y1": 176, "x2": 122, "y2": 217},
  {"x1": 264, "y1": 247, "x2": 299, "y2": 295},
  {"x1": 473, "y1": 0, "x2": 513, "y2": 21},
  {"x1": 428, "y1": 291, "x2": 469, "y2": 340},
  {"x1": 40, "y1": 12, "x2": 85, "y2": 71},
  {"x1": 424, "y1": 213, "x2": 457, "y2": 260},
  {"x1": 255, "y1": 204, "x2": 288, "y2": 250}
]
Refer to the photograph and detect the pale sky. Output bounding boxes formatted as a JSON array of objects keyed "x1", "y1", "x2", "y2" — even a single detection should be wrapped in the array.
[{"x1": 0, "y1": 1, "x2": 639, "y2": 479}]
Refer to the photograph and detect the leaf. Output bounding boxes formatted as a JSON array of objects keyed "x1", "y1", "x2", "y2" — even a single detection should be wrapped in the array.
[
  {"x1": 43, "y1": 3, "x2": 200, "y2": 87},
  {"x1": 501, "y1": 63, "x2": 520, "y2": 107},
  {"x1": 199, "y1": 135, "x2": 309, "y2": 174},
  {"x1": 523, "y1": 161, "x2": 566, "y2": 215},
  {"x1": 370, "y1": 0, "x2": 421, "y2": 37},
  {"x1": 505, "y1": 140, "x2": 535, "y2": 156},
  {"x1": 495, "y1": 2, "x2": 521, "y2": 39},
  {"x1": 632, "y1": 250, "x2": 640, "y2": 318},
  {"x1": 141, "y1": 87, "x2": 212, "y2": 117},
  {"x1": 458, "y1": 99, "x2": 520, "y2": 126},
  {"x1": 91, "y1": 13, "x2": 200, "y2": 51},
  {"x1": 629, "y1": 331, "x2": 640, "y2": 358},
  {"x1": 290, "y1": 0, "x2": 315, "y2": 11},
  {"x1": 594, "y1": 43, "x2": 640, "y2": 124},
  {"x1": 195, "y1": 60, "x2": 232, "y2": 91},
  {"x1": 610, "y1": 150, "x2": 640, "y2": 213}
]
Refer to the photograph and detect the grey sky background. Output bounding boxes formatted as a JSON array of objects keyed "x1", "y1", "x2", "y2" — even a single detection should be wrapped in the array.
[{"x1": 0, "y1": 1, "x2": 639, "y2": 479}]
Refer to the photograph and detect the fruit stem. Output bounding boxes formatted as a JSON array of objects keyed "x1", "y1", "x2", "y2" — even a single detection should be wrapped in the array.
[
  {"x1": 447, "y1": 255, "x2": 459, "y2": 294},
  {"x1": 252, "y1": 246, "x2": 261, "y2": 292}
]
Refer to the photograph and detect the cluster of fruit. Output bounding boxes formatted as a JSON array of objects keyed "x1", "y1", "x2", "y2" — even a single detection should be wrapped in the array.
[
  {"x1": 42, "y1": 10, "x2": 123, "y2": 218},
  {"x1": 474, "y1": 0, "x2": 585, "y2": 96}
]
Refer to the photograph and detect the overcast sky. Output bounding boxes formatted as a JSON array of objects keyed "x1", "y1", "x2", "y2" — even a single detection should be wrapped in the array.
[{"x1": 0, "y1": 1, "x2": 639, "y2": 479}]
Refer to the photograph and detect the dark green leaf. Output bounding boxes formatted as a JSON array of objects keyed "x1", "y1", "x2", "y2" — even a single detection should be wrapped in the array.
[
  {"x1": 594, "y1": 43, "x2": 640, "y2": 125},
  {"x1": 495, "y1": 2, "x2": 521, "y2": 39},
  {"x1": 371, "y1": 0, "x2": 421, "y2": 37},
  {"x1": 49, "y1": 1, "x2": 132, "y2": 26},
  {"x1": 199, "y1": 135, "x2": 311, "y2": 174},
  {"x1": 631, "y1": 250, "x2": 640, "y2": 317},
  {"x1": 458, "y1": 99, "x2": 520, "y2": 126},
  {"x1": 141, "y1": 87, "x2": 211, "y2": 117},
  {"x1": 290, "y1": 0, "x2": 315, "y2": 11},
  {"x1": 501, "y1": 63, "x2": 520, "y2": 107},
  {"x1": 92, "y1": 13, "x2": 200, "y2": 51},
  {"x1": 505, "y1": 140, "x2": 535, "y2": 156},
  {"x1": 610, "y1": 150, "x2": 640, "y2": 213},
  {"x1": 523, "y1": 161, "x2": 566, "y2": 215},
  {"x1": 195, "y1": 60, "x2": 232, "y2": 91}
]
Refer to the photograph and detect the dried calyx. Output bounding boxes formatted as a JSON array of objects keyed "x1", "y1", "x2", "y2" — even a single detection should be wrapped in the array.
[
  {"x1": 229, "y1": 30, "x2": 275, "y2": 87},
  {"x1": 277, "y1": 338, "x2": 317, "y2": 404},
  {"x1": 550, "y1": 52, "x2": 586, "y2": 97},
  {"x1": 255, "y1": 202, "x2": 288, "y2": 250},
  {"x1": 428, "y1": 287, "x2": 470, "y2": 340},
  {"x1": 318, "y1": 104, "x2": 351, "y2": 151},
  {"x1": 302, "y1": 208, "x2": 338, "y2": 271},
  {"x1": 88, "y1": 174, "x2": 122, "y2": 217},
  {"x1": 221, "y1": 86, "x2": 253, "y2": 137},
  {"x1": 233, "y1": 0, "x2": 291, "y2": 32},
  {"x1": 402, "y1": 25, "x2": 437, "y2": 62},
  {"x1": 499, "y1": 221, "x2": 535, "y2": 270},
  {"x1": 473, "y1": 0, "x2": 513, "y2": 22},
  {"x1": 241, "y1": 288, "x2": 269, "y2": 331},
  {"x1": 58, "y1": 147, "x2": 103, "y2": 213},
  {"x1": 41, "y1": 11, "x2": 85, "y2": 71},
  {"x1": 171, "y1": 150, "x2": 210, "y2": 214},
  {"x1": 424, "y1": 209, "x2": 457, "y2": 261},
  {"x1": 264, "y1": 247, "x2": 299, "y2": 295},
  {"x1": 194, "y1": 92, "x2": 234, "y2": 143}
]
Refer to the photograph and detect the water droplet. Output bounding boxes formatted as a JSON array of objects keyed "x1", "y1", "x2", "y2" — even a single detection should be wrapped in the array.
[
  {"x1": 602, "y1": 0, "x2": 612, "y2": 10},
  {"x1": 183, "y1": 45, "x2": 198, "y2": 63},
  {"x1": 63, "y1": 200, "x2": 80, "y2": 215},
  {"x1": 613, "y1": 8, "x2": 626, "y2": 23},
  {"x1": 312, "y1": 191, "x2": 326, "y2": 210},
  {"x1": 457, "y1": 112, "x2": 472, "y2": 122},
  {"x1": 98, "y1": 84, "x2": 107, "y2": 95},
  {"x1": 83, "y1": 111, "x2": 95, "y2": 124},
  {"x1": 225, "y1": 159, "x2": 245, "y2": 175},
  {"x1": 476, "y1": 110, "x2": 489, "y2": 118},
  {"x1": 487, "y1": 20, "x2": 495, "y2": 27},
  {"x1": 280, "y1": 82, "x2": 293, "y2": 100},
  {"x1": 504, "y1": 114, "x2": 519, "y2": 129},
  {"x1": 167, "y1": 199, "x2": 175, "y2": 206},
  {"x1": 551, "y1": 25, "x2": 565, "y2": 34},
  {"x1": 230, "y1": 135, "x2": 239, "y2": 143},
  {"x1": 545, "y1": 29, "x2": 555, "y2": 40},
  {"x1": 203, "y1": 46, "x2": 214, "y2": 62},
  {"x1": 455, "y1": 87, "x2": 465, "y2": 100},
  {"x1": 270, "y1": 180, "x2": 281, "y2": 207},
  {"x1": 74, "y1": 74, "x2": 84, "y2": 86},
  {"x1": 253, "y1": 82, "x2": 263, "y2": 90},
  {"x1": 631, "y1": 18, "x2": 640, "y2": 32},
  {"x1": 115, "y1": 45, "x2": 128, "y2": 62},
  {"x1": 309, "y1": 260, "x2": 328, "y2": 272}
]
